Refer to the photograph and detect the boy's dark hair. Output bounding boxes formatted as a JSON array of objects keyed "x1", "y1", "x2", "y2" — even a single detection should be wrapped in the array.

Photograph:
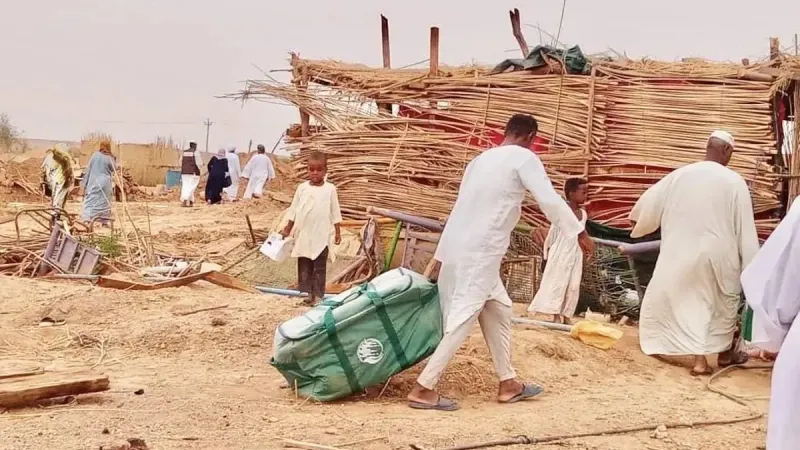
[
  {"x1": 504, "y1": 114, "x2": 538, "y2": 138},
  {"x1": 564, "y1": 177, "x2": 588, "y2": 195},
  {"x1": 308, "y1": 151, "x2": 327, "y2": 165}
]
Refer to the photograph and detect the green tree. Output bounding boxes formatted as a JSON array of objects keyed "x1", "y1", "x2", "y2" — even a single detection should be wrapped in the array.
[{"x1": 0, "y1": 113, "x2": 27, "y2": 153}]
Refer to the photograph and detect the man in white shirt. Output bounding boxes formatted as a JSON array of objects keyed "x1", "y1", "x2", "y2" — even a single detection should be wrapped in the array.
[
  {"x1": 407, "y1": 114, "x2": 594, "y2": 411},
  {"x1": 223, "y1": 146, "x2": 242, "y2": 201},
  {"x1": 242, "y1": 144, "x2": 276, "y2": 199}
]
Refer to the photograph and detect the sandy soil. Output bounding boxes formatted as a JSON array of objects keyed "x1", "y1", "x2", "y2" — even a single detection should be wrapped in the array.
[{"x1": 0, "y1": 199, "x2": 773, "y2": 450}]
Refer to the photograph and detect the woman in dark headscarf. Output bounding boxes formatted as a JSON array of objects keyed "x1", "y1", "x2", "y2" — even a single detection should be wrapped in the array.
[{"x1": 205, "y1": 148, "x2": 230, "y2": 205}]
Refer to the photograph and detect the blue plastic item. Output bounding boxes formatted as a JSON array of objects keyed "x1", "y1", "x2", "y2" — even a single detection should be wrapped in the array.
[{"x1": 165, "y1": 169, "x2": 181, "y2": 189}]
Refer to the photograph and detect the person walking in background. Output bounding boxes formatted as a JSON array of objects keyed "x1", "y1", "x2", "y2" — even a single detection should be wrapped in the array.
[
  {"x1": 280, "y1": 151, "x2": 342, "y2": 306},
  {"x1": 205, "y1": 148, "x2": 230, "y2": 205},
  {"x1": 629, "y1": 130, "x2": 759, "y2": 376},
  {"x1": 41, "y1": 143, "x2": 76, "y2": 212},
  {"x1": 528, "y1": 177, "x2": 589, "y2": 324},
  {"x1": 406, "y1": 114, "x2": 594, "y2": 412},
  {"x1": 242, "y1": 144, "x2": 275, "y2": 199},
  {"x1": 741, "y1": 197, "x2": 800, "y2": 450},
  {"x1": 80, "y1": 140, "x2": 116, "y2": 228},
  {"x1": 179, "y1": 141, "x2": 203, "y2": 207},
  {"x1": 223, "y1": 146, "x2": 241, "y2": 201}
]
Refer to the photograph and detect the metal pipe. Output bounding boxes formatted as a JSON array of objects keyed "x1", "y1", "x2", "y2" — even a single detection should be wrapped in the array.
[
  {"x1": 366, "y1": 206, "x2": 444, "y2": 231},
  {"x1": 511, "y1": 317, "x2": 572, "y2": 332},
  {"x1": 255, "y1": 286, "x2": 333, "y2": 299}
]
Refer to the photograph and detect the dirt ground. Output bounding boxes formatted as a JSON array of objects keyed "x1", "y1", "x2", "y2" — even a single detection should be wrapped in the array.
[{"x1": 0, "y1": 198, "x2": 773, "y2": 450}]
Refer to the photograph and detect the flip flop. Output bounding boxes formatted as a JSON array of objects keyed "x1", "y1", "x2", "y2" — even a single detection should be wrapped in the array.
[
  {"x1": 408, "y1": 396, "x2": 459, "y2": 411},
  {"x1": 500, "y1": 383, "x2": 544, "y2": 404}
]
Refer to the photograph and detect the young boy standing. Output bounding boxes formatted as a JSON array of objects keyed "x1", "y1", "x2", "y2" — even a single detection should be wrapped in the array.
[
  {"x1": 528, "y1": 177, "x2": 589, "y2": 324},
  {"x1": 281, "y1": 151, "x2": 343, "y2": 305}
]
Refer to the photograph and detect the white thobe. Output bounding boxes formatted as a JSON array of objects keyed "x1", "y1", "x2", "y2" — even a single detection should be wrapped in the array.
[
  {"x1": 435, "y1": 145, "x2": 585, "y2": 334},
  {"x1": 242, "y1": 154, "x2": 275, "y2": 199},
  {"x1": 528, "y1": 209, "x2": 587, "y2": 317},
  {"x1": 742, "y1": 198, "x2": 800, "y2": 450},
  {"x1": 630, "y1": 161, "x2": 759, "y2": 356},
  {"x1": 285, "y1": 181, "x2": 343, "y2": 260},
  {"x1": 223, "y1": 152, "x2": 242, "y2": 200}
]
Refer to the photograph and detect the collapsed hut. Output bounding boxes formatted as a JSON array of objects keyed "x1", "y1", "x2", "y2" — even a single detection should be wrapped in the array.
[{"x1": 233, "y1": 19, "x2": 800, "y2": 241}]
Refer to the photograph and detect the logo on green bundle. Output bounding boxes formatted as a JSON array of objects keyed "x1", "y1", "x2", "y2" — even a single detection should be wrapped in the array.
[{"x1": 356, "y1": 338, "x2": 384, "y2": 364}]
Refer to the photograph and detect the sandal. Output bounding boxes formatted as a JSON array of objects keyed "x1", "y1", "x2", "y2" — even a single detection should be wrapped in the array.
[
  {"x1": 718, "y1": 351, "x2": 749, "y2": 368},
  {"x1": 408, "y1": 395, "x2": 459, "y2": 411},
  {"x1": 690, "y1": 367, "x2": 713, "y2": 376},
  {"x1": 499, "y1": 383, "x2": 544, "y2": 404}
]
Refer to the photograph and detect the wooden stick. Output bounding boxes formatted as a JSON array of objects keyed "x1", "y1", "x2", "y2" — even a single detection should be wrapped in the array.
[
  {"x1": 174, "y1": 304, "x2": 229, "y2": 316},
  {"x1": 283, "y1": 440, "x2": 343, "y2": 450}
]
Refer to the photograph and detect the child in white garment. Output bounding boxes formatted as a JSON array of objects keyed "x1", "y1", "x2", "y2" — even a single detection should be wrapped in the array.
[
  {"x1": 280, "y1": 151, "x2": 342, "y2": 305},
  {"x1": 528, "y1": 177, "x2": 588, "y2": 324}
]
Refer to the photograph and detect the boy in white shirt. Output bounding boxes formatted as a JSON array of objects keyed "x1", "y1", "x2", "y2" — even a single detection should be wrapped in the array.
[{"x1": 280, "y1": 151, "x2": 342, "y2": 305}]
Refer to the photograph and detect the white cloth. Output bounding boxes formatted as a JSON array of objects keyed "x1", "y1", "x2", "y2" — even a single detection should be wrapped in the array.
[
  {"x1": 223, "y1": 150, "x2": 242, "y2": 199},
  {"x1": 630, "y1": 161, "x2": 759, "y2": 356},
  {"x1": 434, "y1": 144, "x2": 584, "y2": 334},
  {"x1": 528, "y1": 209, "x2": 587, "y2": 317},
  {"x1": 180, "y1": 174, "x2": 201, "y2": 202},
  {"x1": 242, "y1": 153, "x2": 275, "y2": 199},
  {"x1": 741, "y1": 198, "x2": 800, "y2": 450},
  {"x1": 709, "y1": 130, "x2": 735, "y2": 147},
  {"x1": 285, "y1": 181, "x2": 343, "y2": 260},
  {"x1": 417, "y1": 262, "x2": 515, "y2": 389}
]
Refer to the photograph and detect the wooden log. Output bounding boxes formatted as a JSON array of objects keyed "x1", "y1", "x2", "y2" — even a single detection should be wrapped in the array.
[
  {"x1": 0, "y1": 371, "x2": 109, "y2": 408},
  {"x1": 509, "y1": 8, "x2": 529, "y2": 57}
]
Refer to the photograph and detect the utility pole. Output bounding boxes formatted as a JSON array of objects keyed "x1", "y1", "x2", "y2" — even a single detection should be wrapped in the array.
[
  {"x1": 795, "y1": 33, "x2": 798, "y2": 56},
  {"x1": 203, "y1": 118, "x2": 213, "y2": 152}
]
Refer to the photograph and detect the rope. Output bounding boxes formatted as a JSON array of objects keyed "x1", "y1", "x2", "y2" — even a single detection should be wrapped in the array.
[{"x1": 422, "y1": 364, "x2": 772, "y2": 450}]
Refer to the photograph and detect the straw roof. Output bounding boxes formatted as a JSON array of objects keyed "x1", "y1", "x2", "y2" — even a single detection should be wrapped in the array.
[{"x1": 233, "y1": 55, "x2": 796, "y2": 236}]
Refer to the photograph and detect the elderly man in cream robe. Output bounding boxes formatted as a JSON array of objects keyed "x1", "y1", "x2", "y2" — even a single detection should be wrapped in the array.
[
  {"x1": 742, "y1": 197, "x2": 800, "y2": 450},
  {"x1": 406, "y1": 114, "x2": 595, "y2": 411},
  {"x1": 629, "y1": 130, "x2": 759, "y2": 376},
  {"x1": 223, "y1": 146, "x2": 242, "y2": 201}
]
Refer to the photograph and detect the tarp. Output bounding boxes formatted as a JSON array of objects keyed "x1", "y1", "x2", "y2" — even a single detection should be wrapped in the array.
[{"x1": 492, "y1": 45, "x2": 591, "y2": 75}]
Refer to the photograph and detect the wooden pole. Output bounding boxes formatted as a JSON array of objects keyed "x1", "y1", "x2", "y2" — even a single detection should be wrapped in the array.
[
  {"x1": 378, "y1": 15, "x2": 392, "y2": 115},
  {"x1": 381, "y1": 15, "x2": 391, "y2": 68},
  {"x1": 429, "y1": 27, "x2": 440, "y2": 76},
  {"x1": 509, "y1": 8, "x2": 529, "y2": 57},
  {"x1": 291, "y1": 52, "x2": 311, "y2": 137},
  {"x1": 769, "y1": 37, "x2": 780, "y2": 61}
]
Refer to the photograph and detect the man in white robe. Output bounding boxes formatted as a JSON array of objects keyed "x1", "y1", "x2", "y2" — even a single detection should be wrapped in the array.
[
  {"x1": 406, "y1": 114, "x2": 594, "y2": 411},
  {"x1": 242, "y1": 144, "x2": 275, "y2": 199},
  {"x1": 630, "y1": 130, "x2": 759, "y2": 375},
  {"x1": 223, "y1": 146, "x2": 241, "y2": 201},
  {"x1": 741, "y1": 197, "x2": 799, "y2": 450}
]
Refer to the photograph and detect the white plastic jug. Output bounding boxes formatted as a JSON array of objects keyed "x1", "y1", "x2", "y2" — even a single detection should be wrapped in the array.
[{"x1": 260, "y1": 233, "x2": 295, "y2": 263}]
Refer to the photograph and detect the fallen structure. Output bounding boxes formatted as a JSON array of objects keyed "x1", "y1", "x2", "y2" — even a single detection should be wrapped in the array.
[{"x1": 232, "y1": 17, "x2": 800, "y2": 239}]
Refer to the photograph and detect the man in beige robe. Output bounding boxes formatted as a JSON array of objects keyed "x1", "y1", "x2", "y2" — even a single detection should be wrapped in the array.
[{"x1": 629, "y1": 130, "x2": 759, "y2": 375}]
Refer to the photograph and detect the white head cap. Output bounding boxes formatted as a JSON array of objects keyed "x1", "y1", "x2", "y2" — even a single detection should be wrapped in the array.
[
  {"x1": 227, "y1": 146, "x2": 237, "y2": 153},
  {"x1": 709, "y1": 130, "x2": 735, "y2": 148}
]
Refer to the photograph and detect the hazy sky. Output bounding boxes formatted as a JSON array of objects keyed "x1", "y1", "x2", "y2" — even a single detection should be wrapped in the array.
[{"x1": 1, "y1": 0, "x2": 798, "y2": 152}]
